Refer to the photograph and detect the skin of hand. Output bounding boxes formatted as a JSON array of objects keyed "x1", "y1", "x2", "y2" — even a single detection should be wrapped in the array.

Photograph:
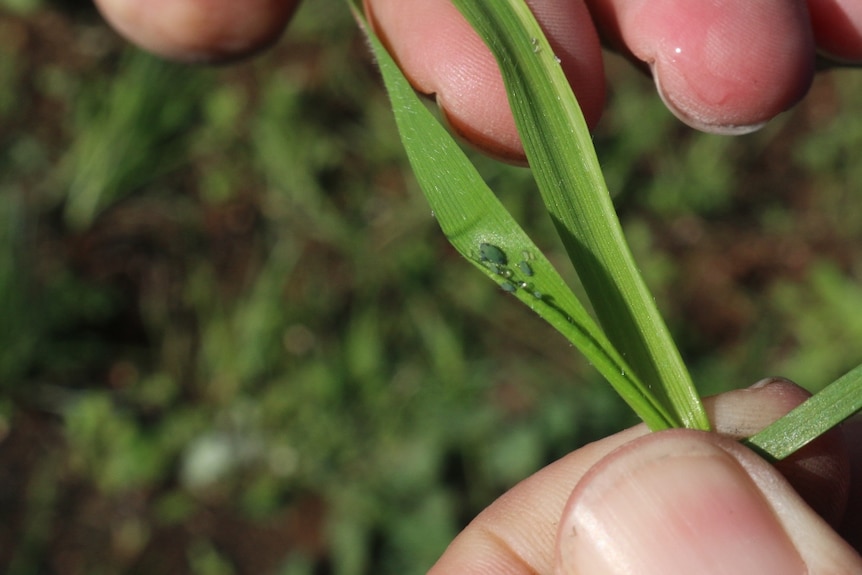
[
  {"x1": 93, "y1": 0, "x2": 862, "y2": 162},
  {"x1": 92, "y1": 0, "x2": 303, "y2": 62},
  {"x1": 91, "y1": 0, "x2": 862, "y2": 572},
  {"x1": 429, "y1": 379, "x2": 862, "y2": 574}
]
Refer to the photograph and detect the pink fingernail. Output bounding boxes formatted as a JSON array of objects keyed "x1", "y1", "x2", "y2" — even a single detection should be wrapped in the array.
[
  {"x1": 651, "y1": 62, "x2": 766, "y2": 135},
  {"x1": 557, "y1": 432, "x2": 806, "y2": 575}
]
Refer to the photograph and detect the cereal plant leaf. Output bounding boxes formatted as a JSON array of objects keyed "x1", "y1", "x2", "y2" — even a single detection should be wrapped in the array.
[
  {"x1": 746, "y1": 363, "x2": 862, "y2": 460},
  {"x1": 350, "y1": 3, "x2": 679, "y2": 430},
  {"x1": 450, "y1": 0, "x2": 709, "y2": 430}
]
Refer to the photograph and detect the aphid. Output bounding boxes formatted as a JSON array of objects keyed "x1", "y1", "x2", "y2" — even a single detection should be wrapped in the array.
[
  {"x1": 500, "y1": 281, "x2": 517, "y2": 293},
  {"x1": 517, "y1": 261, "x2": 534, "y2": 277},
  {"x1": 479, "y1": 243, "x2": 507, "y2": 266}
]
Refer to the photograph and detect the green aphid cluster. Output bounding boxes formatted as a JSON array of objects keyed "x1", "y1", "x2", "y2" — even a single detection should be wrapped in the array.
[{"x1": 478, "y1": 243, "x2": 541, "y2": 299}]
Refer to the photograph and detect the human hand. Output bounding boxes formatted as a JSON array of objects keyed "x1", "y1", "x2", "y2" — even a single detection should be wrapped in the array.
[
  {"x1": 91, "y1": 7, "x2": 862, "y2": 572},
  {"x1": 94, "y1": 0, "x2": 862, "y2": 162},
  {"x1": 428, "y1": 378, "x2": 862, "y2": 574}
]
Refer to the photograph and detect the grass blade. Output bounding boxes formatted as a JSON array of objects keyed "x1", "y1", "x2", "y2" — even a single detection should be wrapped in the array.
[
  {"x1": 746, "y1": 363, "x2": 862, "y2": 460},
  {"x1": 350, "y1": 4, "x2": 679, "y2": 430},
  {"x1": 449, "y1": 0, "x2": 709, "y2": 430}
]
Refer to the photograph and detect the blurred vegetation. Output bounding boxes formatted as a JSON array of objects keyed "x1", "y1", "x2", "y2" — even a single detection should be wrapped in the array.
[{"x1": 1, "y1": 1, "x2": 862, "y2": 574}]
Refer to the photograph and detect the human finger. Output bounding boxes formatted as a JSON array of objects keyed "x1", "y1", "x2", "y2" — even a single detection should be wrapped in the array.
[
  {"x1": 427, "y1": 379, "x2": 851, "y2": 574},
  {"x1": 557, "y1": 428, "x2": 861, "y2": 574},
  {"x1": 585, "y1": 0, "x2": 815, "y2": 134},
  {"x1": 807, "y1": 0, "x2": 862, "y2": 64},
  {"x1": 93, "y1": 0, "x2": 300, "y2": 62},
  {"x1": 839, "y1": 414, "x2": 862, "y2": 549},
  {"x1": 364, "y1": 0, "x2": 605, "y2": 163}
]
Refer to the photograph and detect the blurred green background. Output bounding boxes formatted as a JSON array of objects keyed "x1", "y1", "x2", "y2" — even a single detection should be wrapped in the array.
[{"x1": 2, "y1": 1, "x2": 862, "y2": 573}]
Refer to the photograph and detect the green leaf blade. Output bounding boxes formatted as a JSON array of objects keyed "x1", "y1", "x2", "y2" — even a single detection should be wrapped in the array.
[
  {"x1": 449, "y1": 0, "x2": 709, "y2": 430},
  {"x1": 746, "y1": 364, "x2": 862, "y2": 460},
  {"x1": 352, "y1": 5, "x2": 679, "y2": 430}
]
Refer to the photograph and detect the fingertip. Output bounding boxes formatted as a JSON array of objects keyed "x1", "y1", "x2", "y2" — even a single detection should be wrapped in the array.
[
  {"x1": 557, "y1": 431, "x2": 807, "y2": 575},
  {"x1": 599, "y1": 0, "x2": 815, "y2": 133},
  {"x1": 94, "y1": 0, "x2": 299, "y2": 62},
  {"x1": 365, "y1": 0, "x2": 606, "y2": 163},
  {"x1": 557, "y1": 384, "x2": 861, "y2": 574},
  {"x1": 839, "y1": 415, "x2": 862, "y2": 549},
  {"x1": 808, "y1": 0, "x2": 862, "y2": 64},
  {"x1": 651, "y1": 66, "x2": 767, "y2": 135},
  {"x1": 707, "y1": 377, "x2": 851, "y2": 527}
]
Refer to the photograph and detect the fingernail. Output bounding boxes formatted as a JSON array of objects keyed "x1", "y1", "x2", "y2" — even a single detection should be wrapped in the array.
[
  {"x1": 557, "y1": 432, "x2": 805, "y2": 575},
  {"x1": 651, "y1": 63, "x2": 765, "y2": 135},
  {"x1": 749, "y1": 376, "x2": 794, "y2": 390}
]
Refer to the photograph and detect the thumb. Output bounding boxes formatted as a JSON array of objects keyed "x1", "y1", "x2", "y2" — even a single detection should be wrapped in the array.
[{"x1": 555, "y1": 429, "x2": 862, "y2": 575}]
